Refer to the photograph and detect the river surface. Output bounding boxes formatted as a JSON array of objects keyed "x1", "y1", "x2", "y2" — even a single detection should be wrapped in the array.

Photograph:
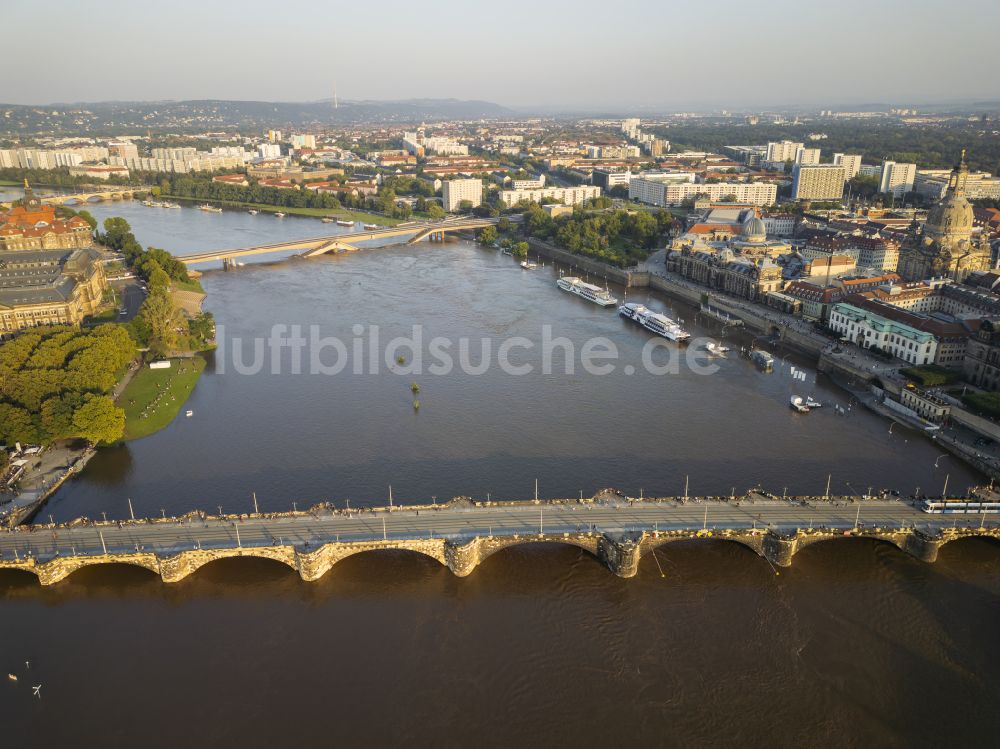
[{"x1": 2, "y1": 191, "x2": 998, "y2": 746}]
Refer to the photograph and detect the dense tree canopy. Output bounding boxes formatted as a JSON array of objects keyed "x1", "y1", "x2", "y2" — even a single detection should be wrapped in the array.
[{"x1": 0, "y1": 326, "x2": 133, "y2": 445}]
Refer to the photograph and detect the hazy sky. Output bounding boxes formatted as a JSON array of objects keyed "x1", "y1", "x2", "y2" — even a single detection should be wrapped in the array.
[{"x1": 4, "y1": 0, "x2": 999, "y2": 109}]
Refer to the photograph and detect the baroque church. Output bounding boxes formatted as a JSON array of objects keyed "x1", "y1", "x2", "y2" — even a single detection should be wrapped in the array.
[{"x1": 897, "y1": 152, "x2": 993, "y2": 282}]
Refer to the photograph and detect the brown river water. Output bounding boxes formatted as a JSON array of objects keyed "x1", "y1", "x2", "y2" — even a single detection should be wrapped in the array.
[{"x1": 1, "y1": 196, "x2": 997, "y2": 746}]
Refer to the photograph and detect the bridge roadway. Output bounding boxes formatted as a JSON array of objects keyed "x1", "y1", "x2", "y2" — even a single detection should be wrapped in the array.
[
  {"x1": 1, "y1": 495, "x2": 998, "y2": 584},
  {"x1": 177, "y1": 217, "x2": 501, "y2": 266}
]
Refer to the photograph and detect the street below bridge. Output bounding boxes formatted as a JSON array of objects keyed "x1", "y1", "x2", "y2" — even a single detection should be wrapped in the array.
[{"x1": 0, "y1": 497, "x2": 983, "y2": 562}]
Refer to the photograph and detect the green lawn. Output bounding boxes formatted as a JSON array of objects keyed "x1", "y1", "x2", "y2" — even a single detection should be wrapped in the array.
[
  {"x1": 161, "y1": 194, "x2": 401, "y2": 226},
  {"x1": 119, "y1": 357, "x2": 206, "y2": 441},
  {"x1": 173, "y1": 277, "x2": 205, "y2": 294}
]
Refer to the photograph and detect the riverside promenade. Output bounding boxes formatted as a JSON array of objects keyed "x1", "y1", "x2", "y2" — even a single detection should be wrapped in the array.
[{"x1": 1, "y1": 491, "x2": 998, "y2": 584}]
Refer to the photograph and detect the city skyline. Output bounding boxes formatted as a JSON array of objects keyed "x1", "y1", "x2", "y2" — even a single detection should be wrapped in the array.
[{"x1": 5, "y1": 0, "x2": 999, "y2": 110}]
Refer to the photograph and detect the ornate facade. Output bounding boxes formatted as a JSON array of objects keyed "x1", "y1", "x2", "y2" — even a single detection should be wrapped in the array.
[
  {"x1": 0, "y1": 181, "x2": 93, "y2": 251},
  {"x1": 897, "y1": 153, "x2": 993, "y2": 282},
  {"x1": 0, "y1": 247, "x2": 107, "y2": 335}
]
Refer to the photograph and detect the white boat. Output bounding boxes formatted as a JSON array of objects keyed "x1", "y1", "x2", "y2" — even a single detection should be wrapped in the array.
[
  {"x1": 618, "y1": 302, "x2": 690, "y2": 341},
  {"x1": 321, "y1": 217, "x2": 334, "y2": 223},
  {"x1": 274, "y1": 212, "x2": 286, "y2": 218},
  {"x1": 521, "y1": 260, "x2": 538, "y2": 269},
  {"x1": 790, "y1": 396, "x2": 811, "y2": 413},
  {"x1": 198, "y1": 204, "x2": 222, "y2": 213},
  {"x1": 705, "y1": 341, "x2": 730, "y2": 357},
  {"x1": 247, "y1": 209, "x2": 258, "y2": 215},
  {"x1": 336, "y1": 219, "x2": 355, "y2": 227},
  {"x1": 557, "y1": 277, "x2": 617, "y2": 307},
  {"x1": 164, "y1": 202, "x2": 180, "y2": 209},
  {"x1": 185, "y1": 410, "x2": 194, "y2": 417},
  {"x1": 7, "y1": 673, "x2": 16, "y2": 682},
  {"x1": 805, "y1": 396, "x2": 823, "y2": 409},
  {"x1": 363, "y1": 223, "x2": 378, "y2": 230}
]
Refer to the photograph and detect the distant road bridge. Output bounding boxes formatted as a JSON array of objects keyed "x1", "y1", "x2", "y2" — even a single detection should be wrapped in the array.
[
  {"x1": 1, "y1": 491, "x2": 998, "y2": 585},
  {"x1": 177, "y1": 217, "x2": 502, "y2": 267},
  {"x1": 41, "y1": 189, "x2": 141, "y2": 205}
]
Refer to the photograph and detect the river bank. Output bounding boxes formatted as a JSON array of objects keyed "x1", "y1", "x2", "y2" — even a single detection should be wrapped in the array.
[{"x1": 161, "y1": 193, "x2": 401, "y2": 226}]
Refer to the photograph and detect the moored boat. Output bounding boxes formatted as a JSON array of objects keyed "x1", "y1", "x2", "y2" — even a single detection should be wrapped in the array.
[
  {"x1": 336, "y1": 219, "x2": 354, "y2": 227},
  {"x1": 618, "y1": 301, "x2": 690, "y2": 341},
  {"x1": 247, "y1": 209, "x2": 258, "y2": 215},
  {"x1": 321, "y1": 217, "x2": 334, "y2": 223},
  {"x1": 557, "y1": 276, "x2": 617, "y2": 307},
  {"x1": 363, "y1": 223, "x2": 379, "y2": 230},
  {"x1": 198, "y1": 204, "x2": 222, "y2": 213},
  {"x1": 274, "y1": 212, "x2": 286, "y2": 218},
  {"x1": 705, "y1": 341, "x2": 730, "y2": 357},
  {"x1": 790, "y1": 396, "x2": 811, "y2": 413}
]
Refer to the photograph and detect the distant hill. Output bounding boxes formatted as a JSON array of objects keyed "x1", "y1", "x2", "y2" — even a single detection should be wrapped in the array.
[{"x1": 0, "y1": 98, "x2": 516, "y2": 135}]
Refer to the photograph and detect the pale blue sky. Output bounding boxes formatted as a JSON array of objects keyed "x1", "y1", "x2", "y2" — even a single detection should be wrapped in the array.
[{"x1": 4, "y1": 0, "x2": 998, "y2": 109}]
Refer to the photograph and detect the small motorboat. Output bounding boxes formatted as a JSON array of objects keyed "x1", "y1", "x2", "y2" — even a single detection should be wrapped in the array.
[
  {"x1": 336, "y1": 219, "x2": 354, "y2": 227},
  {"x1": 7, "y1": 673, "x2": 17, "y2": 682},
  {"x1": 790, "y1": 396, "x2": 811, "y2": 413},
  {"x1": 321, "y1": 217, "x2": 334, "y2": 223},
  {"x1": 274, "y1": 212, "x2": 286, "y2": 218},
  {"x1": 247, "y1": 209, "x2": 258, "y2": 215},
  {"x1": 705, "y1": 341, "x2": 730, "y2": 357},
  {"x1": 185, "y1": 410, "x2": 194, "y2": 417},
  {"x1": 521, "y1": 260, "x2": 538, "y2": 269},
  {"x1": 363, "y1": 223, "x2": 379, "y2": 230},
  {"x1": 805, "y1": 397, "x2": 823, "y2": 409}
]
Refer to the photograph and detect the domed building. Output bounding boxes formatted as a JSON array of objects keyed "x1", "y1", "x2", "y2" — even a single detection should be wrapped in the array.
[
  {"x1": 898, "y1": 152, "x2": 992, "y2": 282},
  {"x1": 741, "y1": 215, "x2": 767, "y2": 244}
]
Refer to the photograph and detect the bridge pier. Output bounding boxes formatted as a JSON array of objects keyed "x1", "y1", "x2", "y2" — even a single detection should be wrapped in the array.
[
  {"x1": 762, "y1": 533, "x2": 798, "y2": 567},
  {"x1": 598, "y1": 534, "x2": 643, "y2": 578},
  {"x1": 902, "y1": 531, "x2": 943, "y2": 563}
]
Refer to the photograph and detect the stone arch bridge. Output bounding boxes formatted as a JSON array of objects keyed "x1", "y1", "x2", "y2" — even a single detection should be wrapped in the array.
[{"x1": 2, "y1": 492, "x2": 999, "y2": 586}]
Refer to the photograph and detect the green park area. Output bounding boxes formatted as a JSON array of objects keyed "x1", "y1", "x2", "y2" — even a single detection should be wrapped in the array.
[
  {"x1": 162, "y1": 195, "x2": 401, "y2": 225},
  {"x1": 119, "y1": 357, "x2": 206, "y2": 440}
]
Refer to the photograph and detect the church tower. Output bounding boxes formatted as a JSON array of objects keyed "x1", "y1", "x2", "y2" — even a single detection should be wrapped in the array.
[{"x1": 897, "y1": 151, "x2": 989, "y2": 282}]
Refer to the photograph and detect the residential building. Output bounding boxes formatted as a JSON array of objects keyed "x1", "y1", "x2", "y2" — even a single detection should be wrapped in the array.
[
  {"x1": 257, "y1": 143, "x2": 282, "y2": 160},
  {"x1": 764, "y1": 140, "x2": 803, "y2": 168},
  {"x1": 630, "y1": 180, "x2": 775, "y2": 207},
  {"x1": 442, "y1": 179, "x2": 483, "y2": 212},
  {"x1": 833, "y1": 153, "x2": 863, "y2": 180},
  {"x1": 879, "y1": 161, "x2": 917, "y2": 198},
  {"x1": 500, "y1": 185, "x2": 600, "y2": 208},
  {"x1": 791, "y1": 164, "x2": 846, "y2": 201},
  {"x1": 796, "y1": 148, "x2": 822, "y2": 166}
]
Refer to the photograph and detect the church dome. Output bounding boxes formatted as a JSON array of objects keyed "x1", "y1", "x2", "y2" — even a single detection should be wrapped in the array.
[
  {"x1": 926, "y1": 191, "x2": 973, "y2": 236},
  {"x1": 741, "y1": 216, "x2": 767, "y2": 242}
]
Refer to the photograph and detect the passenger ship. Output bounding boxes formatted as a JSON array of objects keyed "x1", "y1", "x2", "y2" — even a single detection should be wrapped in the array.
[
  {"x1": 618, "y1": 302, "x2": 690, "y2": 342},
  {"x1": 556, "y1": 277, "x2": 617, "y2": 307}
]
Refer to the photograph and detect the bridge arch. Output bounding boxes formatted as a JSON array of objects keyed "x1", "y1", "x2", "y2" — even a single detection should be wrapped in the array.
[
  {"x1": 159, "y1": 547, "x2": 298, "y2": 583},
  {"x1": 35, "y1": 554, "x2": 161, "y2": 586},
  {"x1": 466, "y1": 535, "x2": 604, "y2": 575},
  {"x1": 297, "y1": 540, "x2": 447, "y2": 582}
]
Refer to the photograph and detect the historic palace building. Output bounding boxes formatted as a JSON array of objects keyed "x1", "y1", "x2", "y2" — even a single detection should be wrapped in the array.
[
  {"x1": 0, "y1": 181, "x2": 93, "y2": 251},
  {"x1": 0, "y1": 182, "x2": 106, "y2": 335},
  {"x1": 897, "y1": 153, "x2": 993, "y2": 282}
]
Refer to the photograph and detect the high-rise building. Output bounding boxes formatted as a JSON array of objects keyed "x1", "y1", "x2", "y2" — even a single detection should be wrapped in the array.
[
  {"x1": 796, "y1": 148, "x2": 822, "y2": 166},
  {"x1": 791, "y1": 164, "x2": 846, "y2": 201},
  {"x1": 442, "y1": 179, "x2": 483, "y2": 212},
  {"x1": 879, "y1": 161, "x2": 917, "y2": 198},
  {"x1": 833, "y1": 153, "x2": 863, "y2": 180},
  {"x1": 765, "y1": 140, "x2": 804, "y2": 166}
]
